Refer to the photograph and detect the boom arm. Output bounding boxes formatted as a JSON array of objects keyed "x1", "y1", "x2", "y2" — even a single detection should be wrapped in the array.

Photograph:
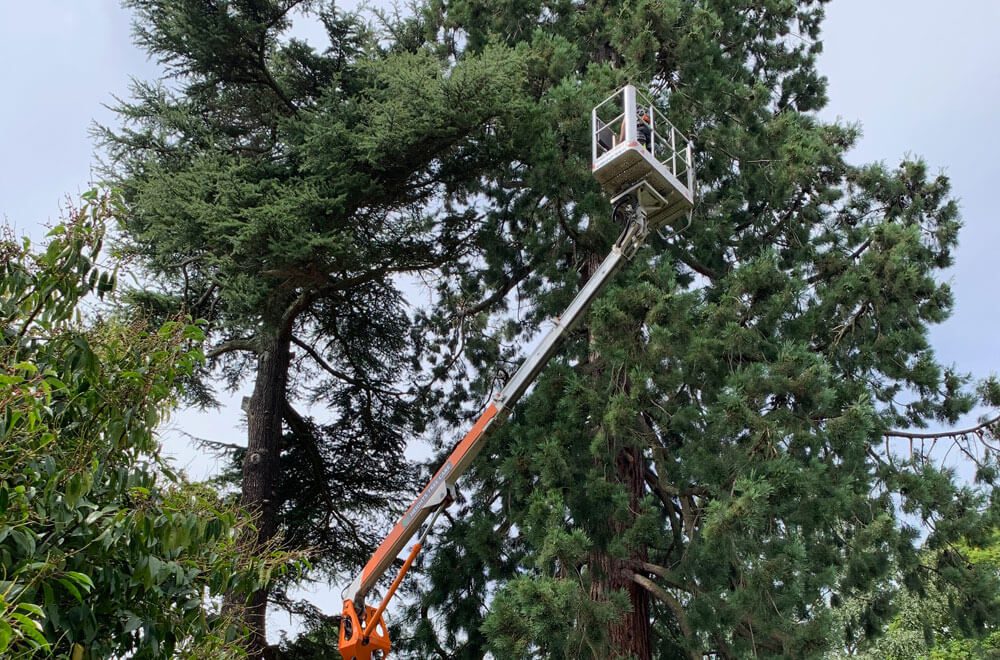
[
  {"x1": 339, "y1": 84, "x2": 695, "y2": 660},
  {"x1": 338, "y1": 213, "x2": 653, "y2": 660}
]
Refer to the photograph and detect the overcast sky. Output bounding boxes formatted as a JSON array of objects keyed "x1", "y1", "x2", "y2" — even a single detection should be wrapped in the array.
[{"x1": 2, "y1": 0, "x2": 998, "y2": 637}]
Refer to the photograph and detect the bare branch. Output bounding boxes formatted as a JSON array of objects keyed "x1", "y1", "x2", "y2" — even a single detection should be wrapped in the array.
[
  {"x1": 180, "y1": 430, "x2": 244, "y2": 453},
  {"x1": 194, "y1": 281, "x2": 221, "y2": 311},
  {"x1": 884, "y1": 415, "x2": 1000, "y2": 440}
]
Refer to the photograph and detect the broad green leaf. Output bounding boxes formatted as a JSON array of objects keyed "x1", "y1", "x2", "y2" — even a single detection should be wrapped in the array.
[
  {"x1": 57, "y1": 577, "x2": 82, "y2": 603},
  {"x1": 123, "y1": 614, "x2": 143, "y2": 634},
  {"x1": 62, "y1": 572, "x2": 94, "y2": 591},
  {"x1": 15, "y1": 603, "x2": 43, "y2": 617},
  {"x1": 10, "y1": 613, "x2": 48, "y2": 649},
  {"x1": 0, "y1": 619, "x2": 11, "y2": 653}
]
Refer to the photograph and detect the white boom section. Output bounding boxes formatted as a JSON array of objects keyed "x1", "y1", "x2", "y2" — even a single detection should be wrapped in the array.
[{"x1": 343, "y1": 220, "x2": 647, "y2": 606}]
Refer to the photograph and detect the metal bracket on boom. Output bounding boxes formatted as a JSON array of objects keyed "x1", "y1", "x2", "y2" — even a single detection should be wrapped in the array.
[
  {"x1": 612, "y1": 176, "x2": 696, "y2": 259},
  {"x1": 612, "y1": 192, "x2": 649, "y2": 260},
  {"x1": 339, "y1": 502, "x2": 450, "y2": 660}
]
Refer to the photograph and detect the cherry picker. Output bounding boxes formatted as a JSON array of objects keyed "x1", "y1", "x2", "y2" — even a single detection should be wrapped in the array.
[{"x1": 338, "y1": 85, "x2": 695, "y2": 660}]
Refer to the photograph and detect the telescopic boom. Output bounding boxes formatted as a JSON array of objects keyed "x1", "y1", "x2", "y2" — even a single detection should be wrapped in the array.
[{"x1": 338, "y1": 84, "x2": 695, "y2": 660}]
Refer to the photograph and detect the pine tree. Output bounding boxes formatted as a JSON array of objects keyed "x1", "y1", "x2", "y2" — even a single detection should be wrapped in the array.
[
  {"x1": 391, "y1": 1, "x2": 1000, "y2": 658},
  {"x1": 99, "y1": 1, "x2": 528, "y2": 655}
]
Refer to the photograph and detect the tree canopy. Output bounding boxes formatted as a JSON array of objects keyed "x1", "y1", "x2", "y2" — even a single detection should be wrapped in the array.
[{"x1": 387, "y1": 1, "x2": 1000, "y2": 658}]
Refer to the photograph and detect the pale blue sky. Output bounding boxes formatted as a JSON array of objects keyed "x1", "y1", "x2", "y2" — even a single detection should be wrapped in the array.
[{"x1": 2, "y1": 0, "x2": 998, "y2": 638}]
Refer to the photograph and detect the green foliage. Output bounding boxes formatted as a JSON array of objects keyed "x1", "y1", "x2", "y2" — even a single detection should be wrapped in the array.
[
  {"x1": 275, "y1": 608, "x2": 341, "y2": 659},
  {"x1": 100, "y1": 1, "x2": 999, "y2": 657},
  {"x1": 483, "y1": 575, "x2": 626, "y2": 659},
  {"x1": 830, "y1": 531, "x2": 1000, "y2": 659},
  {"x1": 0, "y1": 194, "x2": 296, "y2": 658}
]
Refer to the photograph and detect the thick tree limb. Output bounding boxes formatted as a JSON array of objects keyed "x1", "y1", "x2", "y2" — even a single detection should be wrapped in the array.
[
  {"x1": 629, "y1": 572, "x2": 699, "y2": 660},
  {"x1": 279, "y1": 289, "x2": 322, "y2": 338},
  {"x1": 255, "y1": 43, "x2": 298, "y2": 114},
  {"x1": 806, "y1": 236, "x2": 875, "y2": 285},
  {"x1": 674, "y1": 250, "x2": 720, "y2": 280},
  {"x1": 279, "y1": 400, "x2": 365, "y2": 549},
  {"x1": 206, "y1": 338, "x2": 258, "y2": 359},
  {"x1": 630, "y1": 559, "x2": 691, "y2": 593},
  {"x1": 456, "y1": 263, "x2": 532, "y2": 321},
  {"x1": 194, "y1": 281, "x2": 221, "y2": 311},
  {"x1": 275, "y1": 261, "x2": 439, "y2": 337},
  {"x1": 290, "y1": 336, "x2": 401, "y2": 396}
]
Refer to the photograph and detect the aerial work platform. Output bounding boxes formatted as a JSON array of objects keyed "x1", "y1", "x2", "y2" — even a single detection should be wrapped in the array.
[
  {"x1": 338, "y1": 84, "x2": 697, "y2": 660},
  {"x1": 592, "y1": 85, "x2": 695, "y2": 232}
]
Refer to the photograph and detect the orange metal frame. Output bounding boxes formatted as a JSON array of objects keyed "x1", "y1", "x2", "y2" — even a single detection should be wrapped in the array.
[{"x1": 339, "y1": 404, "x2": 501, "y2": 660}]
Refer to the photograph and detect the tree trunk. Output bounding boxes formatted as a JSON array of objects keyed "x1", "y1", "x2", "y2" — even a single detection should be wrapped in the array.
[
  {"x1": 230, "y1": 331, "x2": 291, "y2": 659},
  {"x1": 589, "y1": 445, "x2": 652, "y2": 660},
  {"x1": 582, "y1": 249, "x2": 652, "y2": 659}
]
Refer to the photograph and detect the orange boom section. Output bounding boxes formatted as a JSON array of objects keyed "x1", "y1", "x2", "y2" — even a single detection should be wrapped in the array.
[{"x1": 338, "y1": 403, "x2": 501, "y2": 660}]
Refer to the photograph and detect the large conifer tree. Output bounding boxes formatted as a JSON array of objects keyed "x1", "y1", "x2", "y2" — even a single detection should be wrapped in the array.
[
  {"x1": 388, "y1": 0, "x2": 1000, "y2": 658},
  {"x1": 100, "y1": 1, "x2": 527, "y2": 655}
]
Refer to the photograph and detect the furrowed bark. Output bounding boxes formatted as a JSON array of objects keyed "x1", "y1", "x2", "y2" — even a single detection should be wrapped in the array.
[
  {"x1": 589, "y1": 444, "x2": 653, "y2": 660},
  {"x1": 583, "y1": 250, "x2": 653, "y2": 660}
]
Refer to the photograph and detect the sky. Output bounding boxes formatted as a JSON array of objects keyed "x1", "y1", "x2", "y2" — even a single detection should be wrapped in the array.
[
  {"x1": 818, "y1": 2, "x2": 1000, "y2": 388},
  {"x1": 2, "y1": 0, "x2": 998, "y2": 640}
]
